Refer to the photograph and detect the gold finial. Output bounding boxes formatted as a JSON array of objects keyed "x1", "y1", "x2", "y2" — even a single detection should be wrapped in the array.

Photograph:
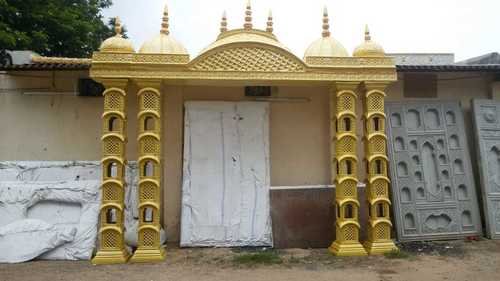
[
  {"x1": 114, "y1": 16, "x2": 123, "y2": 37},
  {"x1": 266, "y1": 10, "x2": 273, "y2": 33},
  {"x1": 322, "y1": 6, "x2": 330, "y2": 38},
  {"x1": 160, "y1": 4, "x2": 170, "y2": 35},
  {"x1": 220, "y1": 11, "x2": 228, "y2": 33},
  {"x1": 244, "y1": 0, "x2": 253, "y2": 30},
  {"x1": 364, "y1": 24, "x2": 371, "y2": 41}
]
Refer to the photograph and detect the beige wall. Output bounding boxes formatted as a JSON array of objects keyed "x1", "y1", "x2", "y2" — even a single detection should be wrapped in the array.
[{"x1": 0, "y1": 70, "x2": 495, "y2": 242}]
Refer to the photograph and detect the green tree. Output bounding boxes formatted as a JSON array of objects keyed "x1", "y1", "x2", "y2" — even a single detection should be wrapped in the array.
[{"x1": 0, "y1": 0, "x2": 127, "y2": 58}]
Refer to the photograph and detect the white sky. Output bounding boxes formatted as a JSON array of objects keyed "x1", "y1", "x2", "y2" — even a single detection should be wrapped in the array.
[{"x1": 102, "y1": 0, "x2": 499, "y2": 62}]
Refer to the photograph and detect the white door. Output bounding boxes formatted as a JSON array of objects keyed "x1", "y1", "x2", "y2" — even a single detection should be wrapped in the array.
[{"x1": 180, "y1": 101, "x2": 272, "y2": 247}]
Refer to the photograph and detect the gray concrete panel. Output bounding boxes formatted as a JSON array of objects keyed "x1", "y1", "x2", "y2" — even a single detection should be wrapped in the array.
[
  {"x1": 386, "y1": 100, "x2": 482, "y2": 241},
  {"x1": 472, "y1": 99, "x2": 500, "y2": 239}
]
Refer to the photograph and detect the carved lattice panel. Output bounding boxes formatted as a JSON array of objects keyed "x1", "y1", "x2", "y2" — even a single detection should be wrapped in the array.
[
  {"x1": 190, "y1": 47, "x2": 304, "y2": 72},
  {"x1": 472, "y1": 99, "x2": 500, "y2": 239},
  {"x1": 386, "y1": 101, "x2": 481, "y2": 241}
]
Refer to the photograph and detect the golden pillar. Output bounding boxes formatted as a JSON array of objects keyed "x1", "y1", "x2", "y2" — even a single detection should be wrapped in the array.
[
  {"x1": 92, "y1": 79, "x2": 130, "y2": 264},
  {"x1": 362, "y1": 82, "x2": 398, "y2": 254},
  {"x1": 329, "y1": 83, "x2": 367, "y2": 256},
  {"x1": 130, "y1": 83, "x2": 166, "y2": 262}
]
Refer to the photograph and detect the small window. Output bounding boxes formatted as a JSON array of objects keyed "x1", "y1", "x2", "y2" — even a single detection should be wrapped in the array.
[
  {"x1": 345, "y1": 204, "x2": 354, "y2": 219},
  {"x1": 375, "y1": 160, "x2": 382, "y2": 174},
  {"x1": 377, "y1": 203, "x2": 385, "y2": 218},
  {"x1": 144, "y1": 116, "x2": 155, "y2": 131},
  {"x1": 373, "y1": 117, "x2": 380, "y2": 131},
  {"x1": 106, "y1": 208, "x2": 117, "y2": 224},
  {"x1": 336, "y1": 205, "x2": 341, "y2": 218},
  {"x1": 107, "y1": 162, "x2": 118, "y2": 178},
  {"x1": 404, "y1": 73, "x2": 437, "y2": 98},
  {"x1": 143, "y1": 161, "x2": 154, "y2": 177},
  {"x1": 108, "y1": 117, "x2": 118, "y2": 131},
  {"x1": 143, "y1": 207, "x2": 154, "y2": 223},
  {"x1": 346, "y1": 160, "x2": 352, "y2": 174},
  {"x1": 344, "y1": 118, "x2": 351, "y2": 131}
]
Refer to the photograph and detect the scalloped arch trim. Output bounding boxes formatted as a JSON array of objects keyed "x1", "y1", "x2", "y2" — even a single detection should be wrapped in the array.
[{"x1": 189, "y1": 45, "x2": 305, "y2": 72}]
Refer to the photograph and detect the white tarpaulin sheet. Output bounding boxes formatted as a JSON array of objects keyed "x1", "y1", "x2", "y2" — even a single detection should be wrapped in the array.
[
  {"x1": 0, "y1": 161, "x2": 162, "y2": 262},
  {"x1": 0, "y1": 219, "x2": 77, "y2": 263},
  {"x1": 0, "y1": 180, "x2": 99, "y2": 261},
  {"x1": 181, "y1": 102, "x2": 272, "y2": 247}
]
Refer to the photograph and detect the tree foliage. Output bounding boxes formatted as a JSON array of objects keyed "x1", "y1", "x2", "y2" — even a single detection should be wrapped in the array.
[{"x1": 0, "y1": 0, "x2": 126, "y2": 58}]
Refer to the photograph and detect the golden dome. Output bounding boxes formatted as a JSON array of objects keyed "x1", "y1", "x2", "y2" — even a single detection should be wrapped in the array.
[
  {"x1": 353, "y1": 25, "x2": 385, "y2": 57},
  {"x1": 99, "y1": 17, "x2": 135, "y2": 53},
  {"x1": 139, "y1": 5, "x2": 188, "y2": 55},
  {"x1": 304, "y1": 7, "x2": 348, "y2": 58},
  {"x1": 139, "y1": 34, "x2": 188, "y2": 54},
  {"x1": 304, "y1": 37, "x2": 349, "y2": 58}
]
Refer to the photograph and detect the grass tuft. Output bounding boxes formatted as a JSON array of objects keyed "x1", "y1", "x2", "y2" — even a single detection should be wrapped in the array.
[
  {"x1": 232, "y1": 250, "x2": 283, "y2": 266},
  {"x1": 384, "y1": 249, "x2": 411, "y2": 259}
]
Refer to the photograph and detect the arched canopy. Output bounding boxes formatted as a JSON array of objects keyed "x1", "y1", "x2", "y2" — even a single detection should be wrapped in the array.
[{"x1": 189, "y1": 29, "x2": 306, "y2": 72}]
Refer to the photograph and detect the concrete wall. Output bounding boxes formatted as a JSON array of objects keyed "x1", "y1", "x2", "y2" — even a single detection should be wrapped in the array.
[{"x1": 0, "y1": 70, "x2": 495, "y2": 243}]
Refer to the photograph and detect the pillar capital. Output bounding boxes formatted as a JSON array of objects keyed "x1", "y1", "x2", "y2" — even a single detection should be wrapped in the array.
[
  {"x1": 97, "y1": 78, "x2": 130, "y2": 90},
  {"x1": 134, "y1": 79, "x2": 162, "y2": 90},
  {"x1": 362, "y1": 81, "x2": 391, "y2": 92},
  {"x1": 334, "y1": 82, "x2": 362, "y2": 92}
]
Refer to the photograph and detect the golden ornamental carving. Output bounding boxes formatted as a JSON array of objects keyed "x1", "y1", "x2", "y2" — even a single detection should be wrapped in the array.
[
  {"x1": 93, "y1": 52, "x2": 134, "y2": 63},
  {"x1": 189, "y1": 46, "x2": 305, "y2": 72},
  {"x1": 134, "y1": 54, "x2": 190, "y2": 64},
  {"x1": 305, "y1": 56, "x2": 395, "y2": 67},
  {"x1": 362, "y1": 84, "x2": 398, "y2": 255},
  {"x1": 130, "y1": 86, "x2": 165, "y2": 263},
  {"x1": 90, "y1": 68, "x2": 396, "y2": 82},
  {"x1": 92, "y1": 83, "x2": 130, "y2": 265},
  {"x1": 329, "y1": 86, "x2": 368, "y2": 257}
]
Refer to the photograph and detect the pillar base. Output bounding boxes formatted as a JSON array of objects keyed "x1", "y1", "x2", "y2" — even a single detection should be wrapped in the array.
[
  {"x1": 329, "y1": 241, "x2": 368, "y2": 256},
  {"x1": 129, "y1": 247, "x2": 166, "y2": 263},
  {"x1": 363, "y1": 240, "x2": 398, "y2": 255},
  {"x1": 91, "y1": 248, "x2": 130, "y2": 265}
]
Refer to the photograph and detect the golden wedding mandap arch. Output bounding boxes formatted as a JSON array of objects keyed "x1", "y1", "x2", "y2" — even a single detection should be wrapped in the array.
[{"x1": 90, "y1": 1, "x2": 398, "y2": 264}]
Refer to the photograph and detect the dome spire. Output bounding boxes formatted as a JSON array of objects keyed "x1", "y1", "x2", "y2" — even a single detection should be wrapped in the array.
[
  {"x1": 266, "y1": 10, "x2": 273, "y2": 33},
  {"x1": 364, "y1": 24, "x2": 371, "y2": 41},
  {"x1": 244, "y1": 0, "x2": 253, "y2": 29},
  {"x1": 220, "y1": 11, "x2": 228, "y2": 33},
  {"x1": 353, "y1": 24, "x2": 385, "y2": 57},
  {"x1": 114, "y1": 16, "x2": 123, "y2": 37},
  {"x1": 100, "y1": 16, "x2": 134, "y2": 53},
  {"x1": 160, "y1": 4, "x2": 170, "y2": 35},
  {"x1": 322, "y1": 6, "x2": 330, "y2": 38}
]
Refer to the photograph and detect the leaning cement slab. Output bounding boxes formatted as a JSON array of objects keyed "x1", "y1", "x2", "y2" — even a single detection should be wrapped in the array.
[
  {"x1": 472, "y1": 99, "x2": 500, "y2": 239},
  {"x1": 386, "y1": 100, "x2": 482, "y2": 241}
]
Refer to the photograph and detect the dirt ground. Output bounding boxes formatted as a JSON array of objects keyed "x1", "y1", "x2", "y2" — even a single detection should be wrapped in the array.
[{"x1": 1, "y1": 239, "x2": 500, "y2": 281}]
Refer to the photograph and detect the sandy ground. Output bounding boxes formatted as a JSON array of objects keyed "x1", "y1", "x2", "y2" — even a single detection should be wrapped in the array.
[{"x1": 1, "y1": 240, "x2": 499, "y2": 281}]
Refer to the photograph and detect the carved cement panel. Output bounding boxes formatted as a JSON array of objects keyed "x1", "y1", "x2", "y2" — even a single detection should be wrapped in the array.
[
  {"x1": 472, "y1": 99, "x2": 500, "y2": 239},
  {"x1": 386, "y1": 101, "x2": 482, "y2": 241}
]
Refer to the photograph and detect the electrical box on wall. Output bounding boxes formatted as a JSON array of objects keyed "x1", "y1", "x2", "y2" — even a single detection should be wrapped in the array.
[
  {"x1": 78, "y1": 78, "x2": 105, "y2": 97},
  {"x1": 245, "y1": 86, "x2": 272, "y2": 97}
]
